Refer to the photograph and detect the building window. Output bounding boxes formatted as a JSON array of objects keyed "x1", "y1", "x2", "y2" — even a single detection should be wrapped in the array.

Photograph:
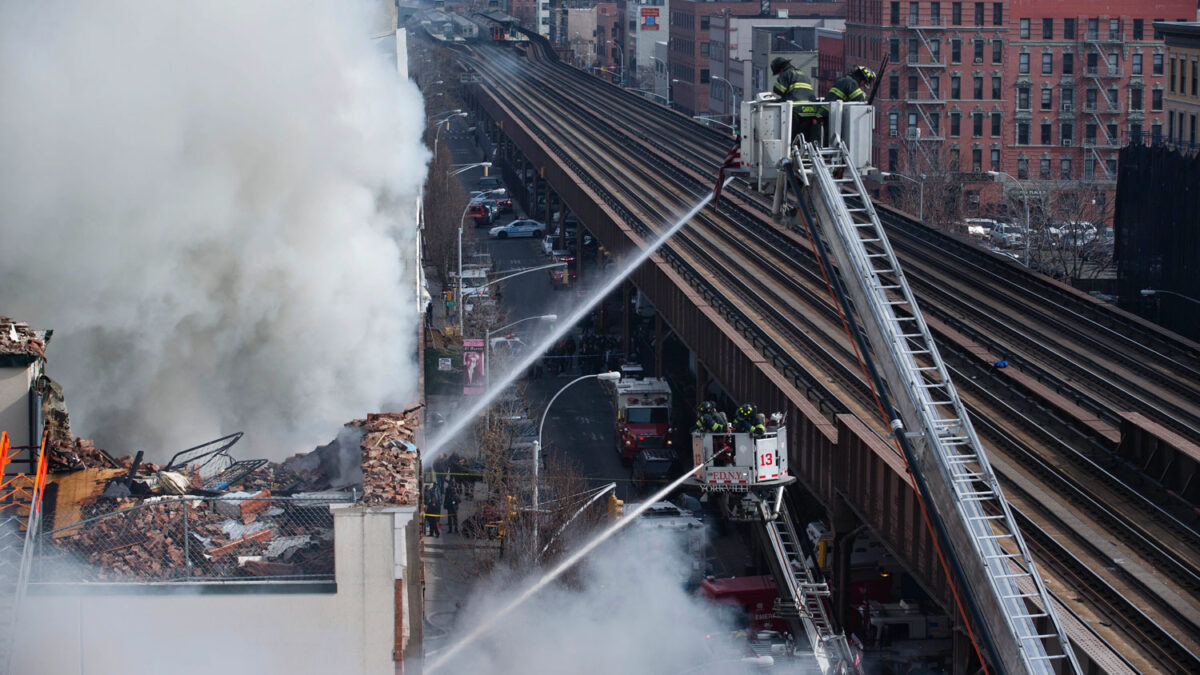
[
  {"x1": 973, "y1": 2, "x2": 983, "y2": 27},
  {"x1": 949, "y1": 146, "x2": 960, "y2": 168},
  {"x1": 992, "y1": 3, "x2": 1002, "y2": 26},
  {"x1": 909, "y1": 112, "x2": 918, "y2": 129},
  {"x1": 950, "y1": 39, "x2": 962, "y2": 63},
  {"x1": 1131, "y1": 122, "x2": 1143, "y2": 142},
  {"x1": 1017, "y1": 86, "x2": 1030, "y2": 109},
  {"x1": 1042, "y1": 18, "x2": 1053, "y2": 40},
  {"x1": 931, "y1": 76, "x2": 941, "y2": 99},
  {"x1": 931, "y1": 2, "x2": 941, "y2": 25},
  {"x1": 1169, "y1": 112, "x2": 1175, "y2": 140},
  {"x1": 951, "y1": 75, "x2": 961, "y2": 99},
  {"x1": 930, "y1": 112, "x2": 941, "y2": 133},
  {"x1": 1061, "y1": 157, "x2": 1072, "y2": 179},
  {"x1": 1040, "y1": 121, "x2": 1051, "y2": 144},
  {"x1": 1061, "y1": 122, "x2": 1073, "y2": 145},
  {"x1": 952, "y1": 2, "x2": 962, "y2": 26},
  {"x1": 1133, "y1": 19, "x2": 1144, "y2": 41},
  {"x1": 1107, "y1": 88, "x2": 1118, "y2": 111},
  {"x1": 1087, "y1": 18, "x2": 1098, "y2": 41},
  {"x1": 1192, "y1": 60, "x2": 1198, "y2": 96},
  {"x1": 909, "y1": 38, "x2": 919, "y2": 61},
  {"x1": 1019, "y1": 53, "x2": 1029, "y2": 74},
  {"x1": 1017, "y1": 122, "x2": 1030, "y2": 145},
  {"x1": 1087, "y1": 52, "x2": 1098, "y2": 75},
  {"x1": 1017, "y1": 156, "x2": 1028, "y2": 178},
  {"x1": 1041, "y1": 88, "x2": 1052, "y2": 110},
  {"x1": 991, "y1": 112, "x2": 1001, "y2": 136},
  {"x1": 973, "y1": 112, "x2": 983, "y2": 136},
  {"x1": 991, "y1": 76, "x2": 1001, "y2": 99},
  {"x1": 909, "y1": 74, "x2": 918, "y2": 97},
  {"x1": 1107, "y1": 122, "x2": 1118, "y2": 142},
  {"x1": 700, "y1": 68, "x2": 709, "y2": 83},
  {"x1": 1085, "y1": 157, "x2": 1096, "y2": 179},
  {"x1": 1062, "y1": 87, "x2": 1074, "y2": 110},
  {"x1": 890, "y1": 38, "x2": 901, "y2": 61},
  {"x1": 889, "y1": 74, "x2": 899, "y2": 98},
  {"x1": 700, "y1": 42, "x2": 710, "y2": 57},
  {"x1": 1086, "y1": 88, "x2": 1097, "y2": 110},
  {"x1": 1131, "y1": 88, "x2": 1143, "y2": 111},
  {"x1": 890, "y1": 2, "x2": 901, "y2": 25},
  {"x1": 1152, "y1": 89, "x2": 1163, "y2": 111},
  {"x1": 1086, "y1": 122, "x2": 1097, "y2": 145},
  {"x1": 889, "y1": 112, "x2": 899, "y2": 136},
  {"x1": 888, "y1": 147, "x2": 899, "y2": 170},
  {"x1": 972, "y1": 147, "x2": 982, "y2": 171},
  {"x1": 1041, "y1": 53, "x2": 1053, "y2": 75},
  {"x1": 1153, "y1": 53, "x2": 1163, "y2": 76},
  {"x1": 909, "y1": 2, "x2": 919, "y2": 25},
  {"x1": 931, "y1": 39, "x2": 941, "y2": 62},
  {"x1": 1064, "y1": 18, "x2": 1075, "y2": 40},
  {"x1": 991, "y1": 148, "x2": 1000, "y2": 170},
  {"x1": 973, "y1": 75, "x2": 983, "y2": 99},
  {"x1": 1109, "y1": 19, "x2": 1120, "y2": 40},
  {"x1": 1039, "y1": 157, "x2": 1051, "y2": 179},
  {"x1": 1063, "y1": 53, "x2": 1074, "y2": 75},
  {"x1": 992, "y1": 40, "x2": 1002, "y2": 64},
  {"x1": 1019, "y1": 18, "x2": 1030, "y2": 39},
  {"x1": 974, "y1": 40, "x2": 984, "y2": 63},
  {"x1": 699, "y1": 16, "x2": 709, "y2": 30},
  {"x1": 1192, "y1": 114, "x2": 1197, "y2": 144},
  {"x1": 951, "y1": 112, "x2": 961, "y2": 136}
]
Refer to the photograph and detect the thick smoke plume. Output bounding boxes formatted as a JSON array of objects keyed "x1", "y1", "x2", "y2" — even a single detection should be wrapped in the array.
[{"x1": 0, "y1": 1, "x2": 426, "y2": 459}]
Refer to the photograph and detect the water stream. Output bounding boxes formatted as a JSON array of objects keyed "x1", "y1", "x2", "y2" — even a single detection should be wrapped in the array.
[{"x1": 427, "y1": 181, "x2": 730, "y2": 457}]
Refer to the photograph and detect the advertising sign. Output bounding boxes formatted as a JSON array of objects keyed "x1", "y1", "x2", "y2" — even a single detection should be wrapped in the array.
[
  {"x1": 641, "y1": 8, "x2": 659, "y2": 30},
  {"x1": 463, "y1": 339, "x2": 486, "y2": 395}
]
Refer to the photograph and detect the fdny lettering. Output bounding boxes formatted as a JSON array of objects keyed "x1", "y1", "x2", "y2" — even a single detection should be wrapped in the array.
[{"x1": 709, "y1": 470, "x2": 745, "y2": 482}]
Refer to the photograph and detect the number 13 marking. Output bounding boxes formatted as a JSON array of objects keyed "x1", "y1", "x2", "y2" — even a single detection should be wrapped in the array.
[{"x1": 760, "y1": 453, "x2": 773, "y2": 466}]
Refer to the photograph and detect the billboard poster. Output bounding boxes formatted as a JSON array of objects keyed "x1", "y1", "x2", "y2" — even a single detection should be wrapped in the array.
[
  {"x1": 641, "y1": 8, "x2": 659, "y2": 30},
  {"x1": 463, "y1": 339, "x2": 486, "y2": 395}
]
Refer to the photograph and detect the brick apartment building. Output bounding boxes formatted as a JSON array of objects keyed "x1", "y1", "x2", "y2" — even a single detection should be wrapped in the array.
[
  {"x1": 1159, "y1": 21, "x2": 1200, "y2": 146},
  {"x1": 846, "y1": 0, "x2": 1196, "y2": 222},
  {"x1": 647, "y1": 0, "x2": 843, "y2": 115}
]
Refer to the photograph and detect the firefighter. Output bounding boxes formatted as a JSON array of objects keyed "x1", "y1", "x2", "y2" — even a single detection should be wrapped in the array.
[
  {"x1": 827, "y1": 65, "x2": 876, "y2": 104},
  {"x1": 694, "y1": 400, "x2": 727, "y2": 433},
  {"x1": 732, "y1": 403, "x2": 766, "y2": 435},
  {"x1": 770, "y1": 57, "x2": 822, "y2": 143}
]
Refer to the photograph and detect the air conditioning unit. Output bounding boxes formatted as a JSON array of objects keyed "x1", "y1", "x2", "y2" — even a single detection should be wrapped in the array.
[
  {"x1": 906, "y1": 127, "x2": 922, "y2": 139},
  {"x1": 1062, "y1": 102, "x2": 1073, "y2": 111},
  {"x1": 889, "y1": 129, "x2": 899, "y2": 137},
  {"x1": 973, "y1": 57, "x2": 983, "y2": 64},
  {"x1": 1062, "y1": 139, "x2": 1073, "y2": 146}
]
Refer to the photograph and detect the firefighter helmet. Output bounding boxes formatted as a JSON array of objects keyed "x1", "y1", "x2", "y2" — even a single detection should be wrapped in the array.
[
  {"x1": 737, "y1": 403, "x2": 758, "y2": 419},
  {"x1": 770, "y1": 57, "x2": 792, "y2": 76},
  {"x1": 698, "y1": 400, "x2": 717, "y2": 416},
  {"x1": 853, "y1": 65, "x2": 877, "y2": 83}
]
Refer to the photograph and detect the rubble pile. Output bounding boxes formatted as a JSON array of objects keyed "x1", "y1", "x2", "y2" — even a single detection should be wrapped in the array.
[
  {"x1": 355, "y1": 410, "x2": 421, "y2": 507},
  {"x1": 0, "y1": 317, "x2": 47, "y2": 359},
  {"x1": 37, "y1": 407, "x2": 422, "y2": 582}
]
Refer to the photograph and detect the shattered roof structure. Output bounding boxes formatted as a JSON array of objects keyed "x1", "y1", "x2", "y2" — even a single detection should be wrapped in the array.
[{"x1": 0, "y1": 316, "x2": 49, "y2": 366}]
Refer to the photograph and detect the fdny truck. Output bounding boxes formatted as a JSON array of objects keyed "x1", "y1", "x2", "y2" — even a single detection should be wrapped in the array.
[{"x1": 605, "y1": 365, "x2": 674, "y2": 465}]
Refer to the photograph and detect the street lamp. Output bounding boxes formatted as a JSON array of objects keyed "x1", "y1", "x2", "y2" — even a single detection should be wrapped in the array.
[
  {"x1": 486, "y1": 314, "x2": 558, "y2": 393},
  {"x1": 881, "y1": 172, "x2": 927, "y2": 222},
  {"x1": 711, "y1": 75, "x2": 739, "y2": 127},
  {"x1": 430, "y1": 111, "x2": 468, "y2": 156},
  {"x1": 450, "y1": 161, "x2": 492, "y2": 177},
  {"x1": 1141, "y1": 289, "x2": 1200, "y2": 305},
  {"x1": 534, "y1": 371, "x2": 621, "y2": 551},
  {"x1": 987, "y1": 170, "x2": 1031, "y2": 267},
  {"x1": 606, "y1": 41, "x2": 625, "y2": 86}
]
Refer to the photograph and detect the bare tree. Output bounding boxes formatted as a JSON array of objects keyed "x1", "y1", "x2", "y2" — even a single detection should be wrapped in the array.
[{"x1": 999, "y1": 183, "x2": 1115, "y2": 282}]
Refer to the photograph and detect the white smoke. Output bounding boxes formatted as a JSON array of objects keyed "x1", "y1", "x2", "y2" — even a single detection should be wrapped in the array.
[
  {"x1": 0, "y1": 1, "x2": 427, "y2": 459},
  {"x1": 439, "y1": 526, "x2": 740, "y2": 674}
]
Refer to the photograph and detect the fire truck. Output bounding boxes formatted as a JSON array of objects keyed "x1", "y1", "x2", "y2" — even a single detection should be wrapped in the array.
[{"x1": 606, "y1": 365, "x2": 673, "y2": 465}]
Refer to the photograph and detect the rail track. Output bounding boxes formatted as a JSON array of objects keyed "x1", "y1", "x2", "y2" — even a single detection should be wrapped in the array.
[{"x1": 444, "y1": 36, "x2": 1200, "y2": 671}]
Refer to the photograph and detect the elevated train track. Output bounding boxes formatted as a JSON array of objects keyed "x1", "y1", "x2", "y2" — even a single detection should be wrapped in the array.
[{"x1": 442, "y1": 35, "x2": 1200, "y2": 672}]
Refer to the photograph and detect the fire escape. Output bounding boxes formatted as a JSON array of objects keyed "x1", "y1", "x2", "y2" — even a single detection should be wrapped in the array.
[
  {"x1": 903, "y1": 9, "x2": 946, "y2": 165},
  {"x1": 1081, "y1": 22, "x2": 1123, "y2": 182}
]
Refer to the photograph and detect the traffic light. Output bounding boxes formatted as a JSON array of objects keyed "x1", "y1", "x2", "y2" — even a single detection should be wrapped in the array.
[
  {"x1": 607, "y1": 494, "x2": 625, "y2": 521},
  {"x1": 505, "y1": 494, "x2": 516, "y2": 521}
]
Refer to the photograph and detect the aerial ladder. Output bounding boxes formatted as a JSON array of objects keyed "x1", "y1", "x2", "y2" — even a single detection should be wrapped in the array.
[
  {"x1": 690, "y1": 422, "x2": 862, "y2": 673},
  {"x1": 0, "y1": 429, "x2": 51, "y2": 673},
  {"x1": 729, "y1": 96, "x2": 1081, "y2": 674}
]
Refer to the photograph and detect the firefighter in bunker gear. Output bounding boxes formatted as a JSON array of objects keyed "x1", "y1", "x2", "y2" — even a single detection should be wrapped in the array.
[
  {"x1": 827, "y1": 65, "x2": 876, "y2": 103},
  {"x1": 695, "y1": 400, "x2": 728, "y2": 433},
  {"x1": 732, "y1": 403, "x2": 767, "y2": 436},
  {"x1": 771, "y1": 57, "x2": 822, "y2": 143}
]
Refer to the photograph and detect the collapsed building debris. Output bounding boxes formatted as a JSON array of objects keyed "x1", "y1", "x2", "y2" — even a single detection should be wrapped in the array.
[{"x1": 34, "y1": 407, "x2": 422, "y2": 582}]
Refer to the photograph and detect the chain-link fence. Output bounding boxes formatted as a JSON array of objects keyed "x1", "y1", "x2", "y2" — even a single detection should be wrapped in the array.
[{"x1": 32, "y1": 494, "x2": 358, "y2": 583}]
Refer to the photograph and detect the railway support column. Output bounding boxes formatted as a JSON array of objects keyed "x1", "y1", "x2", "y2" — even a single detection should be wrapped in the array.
[
  {"x1": 829, "y1": 494, "x2": 863, "y2": 630},
  {"x1": 653, "y1": 313, "x2": 664, "y2": 377}
]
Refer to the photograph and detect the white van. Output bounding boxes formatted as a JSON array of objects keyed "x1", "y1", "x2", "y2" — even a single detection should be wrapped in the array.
[{"x1": 989, "y1": 222, "x2": 1025, "y2": 248}]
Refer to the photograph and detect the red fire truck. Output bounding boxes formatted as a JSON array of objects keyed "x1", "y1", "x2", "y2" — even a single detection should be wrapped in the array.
[
  {"x1": 698, "y1": 575, "x2": 788, "y2": 635},
  {"x1": 607, "y1": 368, "x2": 673, "y2": 464}
]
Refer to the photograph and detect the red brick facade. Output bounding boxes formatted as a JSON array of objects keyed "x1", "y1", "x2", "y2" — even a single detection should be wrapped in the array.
[{"x1": 846, "y1": 0, "x2": 1195, "y2": 219}]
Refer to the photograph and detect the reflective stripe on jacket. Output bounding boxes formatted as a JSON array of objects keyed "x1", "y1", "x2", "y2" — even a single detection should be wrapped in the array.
[{"x1": 828, "y1": 75, "x2": 866, "y2": 102}]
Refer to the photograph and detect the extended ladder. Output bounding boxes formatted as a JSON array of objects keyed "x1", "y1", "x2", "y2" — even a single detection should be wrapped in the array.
[
  {"x1": 758, "y1": 494, "x2": 859, "y2": 675},
  {"x1": 0, "y1": 431, "x2": 50, "y2": 674},
  {"x1": 797, "y1": 139, "x2": 1079, "y2": 674}
]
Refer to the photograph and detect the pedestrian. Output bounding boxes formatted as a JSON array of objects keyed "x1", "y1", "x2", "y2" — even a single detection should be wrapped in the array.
[
  {"x1": 445, "y1": 298, "x2": 454, "y2": 318},
  {"x1": 434, "y1": 454, "x2": 449, "y2": 493},
  {"x1": 770, "y1": 57, "x2": 822, "y2": 143},
  {"x1": 424, "y1": 486, "x2": 440, "y2": 537},
  {"x1": 826, "y1": 65, "x2": 876, "y2": 104},
  {"x1": 444, "y1": 484, "x2": 459, "y2": 534}
]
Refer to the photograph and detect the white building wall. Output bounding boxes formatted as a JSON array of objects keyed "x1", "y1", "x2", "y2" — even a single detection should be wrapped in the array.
[
  {"x1": 0, "y1": 366, "x2": 33, "y2": 447},
  {"x1": 13, "y1": 506, "x2": 421, "y2": 675}
]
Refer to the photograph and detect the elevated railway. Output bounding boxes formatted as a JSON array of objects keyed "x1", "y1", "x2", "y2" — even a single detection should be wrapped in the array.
[{"x1": 438, "y1": 34, "x2": 1200, "y2": 672}]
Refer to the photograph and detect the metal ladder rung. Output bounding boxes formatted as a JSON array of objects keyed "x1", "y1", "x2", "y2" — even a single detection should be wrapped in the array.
[
  {"x1": 969, "y1": 514, "x2": 1007, "y2": 522},
  {"x1": 992, "y1": 572, "x2": 1034, "y2": 580},
  {"x1": 1011, "y1": 613, "x2": 1049, "y2": 620},
  {"x1": 977, "y1": 533, "x2": 1014, "y2": 541},
  {"x1": 984, "y1": 552, "x2": 1021, "y2": 561},
  {"x1": 952, "y1": 473, "x2": 986, "y2": 482},
  {"x1": 1026, "y1": 649, "x2": 1069, "y2": 656},
  {"x1": 961, "y1": 492, "x2": 998, "y2": 501},
  {"x1": 1002, "y1": 592, "x2": 1041, "y2": 600}
]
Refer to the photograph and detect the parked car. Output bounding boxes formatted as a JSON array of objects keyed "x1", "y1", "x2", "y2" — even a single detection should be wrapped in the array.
[
  {"x1": 478, "y1": 176, "x2": 503, "y2": 191},
  {"x1": 489, "y1": 219, "x2": 545, "y2": 239},
  {"x1": 632, "y1": 448, "x2": 677, "y2": 494},
  {"x1": 467, "y1": 203, "x2": 492, "y2": 226},
  {"x1": 989, "y1": 222, "x2": 1024, "y2": 248},
  {"x1": 541, "y1": 235, "x2": 555, "y2": 256}
]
